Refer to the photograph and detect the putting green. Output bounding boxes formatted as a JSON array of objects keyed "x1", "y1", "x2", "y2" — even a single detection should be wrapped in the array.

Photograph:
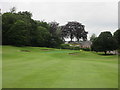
[{"x1": 2, "y1": 46, "x2": 118, "y2": 88}]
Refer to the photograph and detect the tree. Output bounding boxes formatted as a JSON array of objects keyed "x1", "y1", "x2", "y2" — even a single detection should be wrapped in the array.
[
  {"x1": 114, "y1": 29, "x2": 120, "y2": 49},
  {"x1": 74, "y1": 23, "x2": 88, "y2": 41},
  {"x1": 18, "y1": 11, "x2": 32, "y2": 18},
  {"x1": 32, "y1": 26, "x2": 51, "y2": 47},
  {"x1": 2, "y1": 10, "x2": 63, "y2": 47},
  {"x1": 2, "y1": 12, "x2": 17, "y2": 45},
  {"x1": 7, "y1": 20, "x2": 30, "y2": 46},
  {"x1": 92, "y1": 31, "x2": 118, "y2": 54},
  {"x1": 61, "y1": 21, "x2": 88, "y2": 42},
  {"x1": 60, "y1": 25, "x2": 69, "y2": 41},
  {"x1": 90, "y1": 33, "x2": 96, "y2": 42},
  {"x1": 62, "y1": 22, "x2": 76, "y2": 42},
  {"x1": 47, "y1": 36, "x2": 63, "y2": 48},
  {"x1": 49, "y1": 21, "x2": 59, "y2": 36},
  {"x1": 31, "y1": 21, "x2": 63, "y2": 47},
  {"x1": 10, "y1": 7, "x2": 16, "y2": 13},
  {"x1": 48, "y1": 22, "x2": 63, "y2": 47},
  {"x1": 2, "y1": 10, "x2": 37, "y2": 46}
]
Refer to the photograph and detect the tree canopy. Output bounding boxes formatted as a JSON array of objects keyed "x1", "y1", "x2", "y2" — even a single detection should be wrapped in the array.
[
  {"x1": 61, "y1": 21, "x2": 88, "y2": 42},
  {"x1": 2, "y1": 10, "x2": 63, "y2": 47},
  {"x1": 90, "y1": 33, "x2": 96, "y2": 42},
  {"x1": 114, "y1": 29, "x2": 120, "y2": 49},
  {"x1": 2, "y1": 8, "x2": 89, "y2": 47},
  {"x1": 91, "y1": 31, "x2": 118, "y2": 54}
]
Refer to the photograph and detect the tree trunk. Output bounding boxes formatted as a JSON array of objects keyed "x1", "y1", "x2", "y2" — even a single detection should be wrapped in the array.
[
  {"x1": 70, "y1": 34, "x2": 73, "y2": 42},
  {"x1": 70, "y1": 38, "x2": 72, "y2": 42},
  {"x1": 77, "y1": 38, "x2": 79, "y2": 42},
  {"x1": 104, "y1": 51, "x2": 107, "y2": 55},
  {"x1": 62, "y1": 37, "x2": 65, "y2": 42}
]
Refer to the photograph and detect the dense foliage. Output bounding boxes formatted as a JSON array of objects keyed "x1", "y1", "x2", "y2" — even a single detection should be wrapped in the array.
[
  {"x1": 2, "y1": 11, "x2": 63, "y2": 47},
  {"x1": 91, "y1": 31, "x2": 118, "y2": 54},
  {"x1": 2, "y1": 8, "x2": 88, "y2": 47},
  {"x1": 114, "y1": 29, "x2": 120, "y2": 49},
  {"x1": 90, "y1": 33, "x2": 96, "y2": 42},
  {"x1": 61, "y1": 21, "x2": 88, "y2": 42}
]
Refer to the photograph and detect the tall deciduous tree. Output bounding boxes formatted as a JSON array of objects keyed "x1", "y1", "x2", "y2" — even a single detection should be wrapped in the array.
[
  {"x1": 8, "y1": 20, "x2": 30, "y2": 46},
  {"x1": 2, "y1": 12, "x2": 17, "y2": 45},
  {"x1": 2, "y1": 8, "x2": 65, "y2": 47},
  {"x1": 49, "y1": 21, "x2": 59, "y2": 36},
  {"x1": 61, "y1": 21, "x2": 88, "y2": 42},
  {"x1": 32, "y1": 26, "x2": 51, "y2": 47}
]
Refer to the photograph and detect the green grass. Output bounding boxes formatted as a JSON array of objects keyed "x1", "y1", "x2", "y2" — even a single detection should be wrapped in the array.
[
  {"x1": 2, "y1": 46, "x2": 118, "y2": 88},
  {"x1": 0, "y1": 46, "x2": 2, "y2": 89}
]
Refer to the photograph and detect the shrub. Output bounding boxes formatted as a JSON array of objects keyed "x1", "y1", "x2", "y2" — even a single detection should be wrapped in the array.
[
  {"x1": 60, "y1": 44, "x2": 71, "y2": 49},
  {"x1": 81, "y1": 48, "x2": 91, "y2": 51},
  {"x1": 71, "y1": 47, "x2": 81, "y2": 50}
]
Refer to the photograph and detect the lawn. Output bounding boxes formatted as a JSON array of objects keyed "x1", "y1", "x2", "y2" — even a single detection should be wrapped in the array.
[
  {"x1": 0, "y1": 46, "x2": 2, "y2": 89},
  {"x1": 2, "y1": 46, "x2": 118, "y2": 88}
]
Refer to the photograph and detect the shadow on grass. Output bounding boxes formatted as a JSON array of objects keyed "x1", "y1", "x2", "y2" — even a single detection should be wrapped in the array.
[
  {"x1": 98, "y1": 53, "x2": 115, "y2": 56},
  {"x1": 40, "y1": 49, "x2": 55, "y2": 51}
]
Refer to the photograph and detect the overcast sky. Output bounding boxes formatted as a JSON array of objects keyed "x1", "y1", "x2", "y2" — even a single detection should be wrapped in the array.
[{"x1": 0, "y1": 0, "x2": 118, "y2": 40}]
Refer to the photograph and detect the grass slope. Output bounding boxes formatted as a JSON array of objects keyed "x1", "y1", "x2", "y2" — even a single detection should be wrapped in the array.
[
  {"x1": 0, "y1": 46, "x2": 2, "y2": 89},
  {"x1": 2, "y1": 46, "x2": 118, "y2": 88}
]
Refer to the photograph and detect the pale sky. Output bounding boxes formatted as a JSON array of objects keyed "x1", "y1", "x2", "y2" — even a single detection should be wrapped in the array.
[{"x1": 0, "y1": 0, "x2": 119, "y2": 40}]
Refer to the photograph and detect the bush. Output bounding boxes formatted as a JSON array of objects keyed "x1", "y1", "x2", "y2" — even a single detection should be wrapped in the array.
[
  {"x1": 74, "y1": 47, "x2": 81, "y2": 50},
  {"x1": 69, "y1": 46, "x2": 80, "y2": 50},
  {"x1": 60, "y1": 44, "x2": 71, "y2": 49},
  {"x1": 81, "y1": 48, "x2": 91, "y2": 51}
]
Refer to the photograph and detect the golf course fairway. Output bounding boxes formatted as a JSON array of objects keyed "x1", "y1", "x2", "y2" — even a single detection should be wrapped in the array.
[{"x1": 2, "y1": 46, "x2": 118, "y2": 88}]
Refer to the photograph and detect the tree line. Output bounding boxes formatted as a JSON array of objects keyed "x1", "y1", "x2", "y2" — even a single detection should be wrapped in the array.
[
  {"x1": 2, "y1": 7, "x2": 120, "y2": 54},
  {"x1": 2, "y1": 8, "x2": 88, "y2": 47}
]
